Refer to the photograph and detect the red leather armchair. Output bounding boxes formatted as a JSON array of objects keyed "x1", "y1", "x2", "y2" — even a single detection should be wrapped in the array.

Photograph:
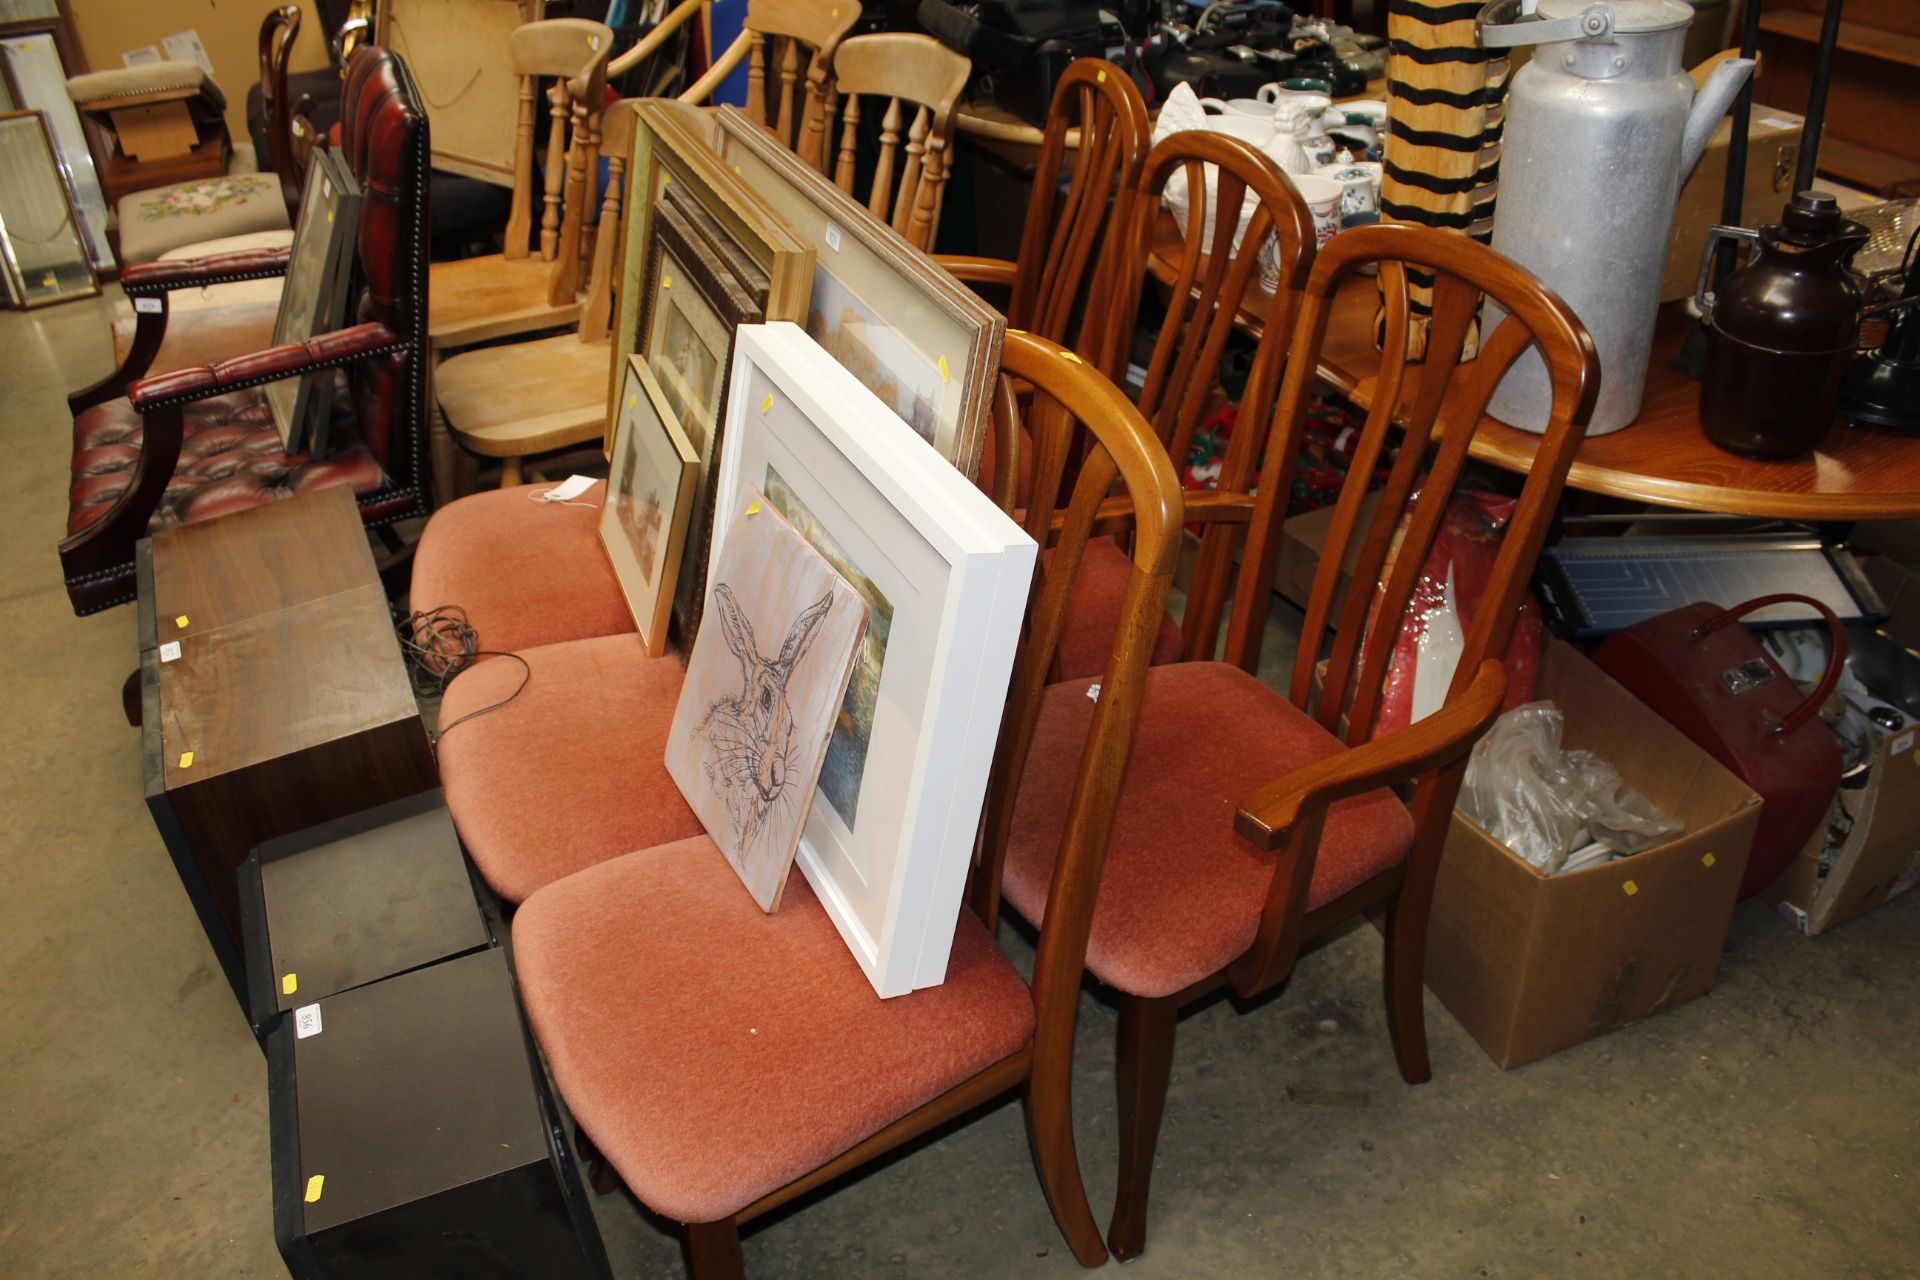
[{"x1": 60, "y1": 46, "x2": 433, "y2": 617}]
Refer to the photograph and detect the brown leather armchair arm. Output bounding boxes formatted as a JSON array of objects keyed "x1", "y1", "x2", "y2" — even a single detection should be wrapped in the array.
[
  {"x1": 1227, "y1": 659, "x2": 1509, "y2": 997},
  {"x1": 120, "y1": 246, "x2": 295, "y2": 296},
  {"x1": 61, "y1": 323, "x2": 405, "y2": 586},
  {"x1": 68, "y1": 247, "x2": 297, "y2": 415}
]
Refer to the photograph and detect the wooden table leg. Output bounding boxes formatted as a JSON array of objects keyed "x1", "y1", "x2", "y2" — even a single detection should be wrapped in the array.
[{"x1": 428, "y1": 348, "x2": 455, "y2": 509}]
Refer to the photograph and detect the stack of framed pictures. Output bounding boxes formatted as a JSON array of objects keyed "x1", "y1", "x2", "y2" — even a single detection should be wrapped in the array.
[
  {"x1": 709, "y1": 324, "x2": 1035, "y2": 997},
  {"x1": 613, "y1": 100, "x2": 811, "y2": 648},
  {"x1": 266, "y1": 146, "x2": 362, "y2": 455},
  {"x1": 710, "y1": 105, "x2": 1004, "y2": 483},
  {"x1": 612, "y1": 99, "x2": 1009, "y2": 656}
]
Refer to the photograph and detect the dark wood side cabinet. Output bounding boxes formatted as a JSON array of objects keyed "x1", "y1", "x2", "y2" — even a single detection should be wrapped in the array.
[{"x1": 139, "y1": 487, "x2": 437, "y2": 1010}]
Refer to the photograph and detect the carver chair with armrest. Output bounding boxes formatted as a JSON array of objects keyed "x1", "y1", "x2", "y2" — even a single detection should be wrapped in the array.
[
  {"x1": 60, "y1": 45, "x2": 432, "y2": 618},
  {"x1": 935, "y1": 58, "x2": 1150, "y2": 377},
  {"x1": 505, "y1": 330, "x2": 1182, "y2": 1278},
  {"x1": 1036, "y1": 128, "x2": 1317, "y2": 682},
  {"x1": 976, "y1": 222, "x2": 1600, "y2": 1261}
]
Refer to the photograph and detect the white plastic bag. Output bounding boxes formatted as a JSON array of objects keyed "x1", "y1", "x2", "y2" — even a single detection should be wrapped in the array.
[{"x1": 1458, "y1": 702, "x2": 1683, "y2": 874}]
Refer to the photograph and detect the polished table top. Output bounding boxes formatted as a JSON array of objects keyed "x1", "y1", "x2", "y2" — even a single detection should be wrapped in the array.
[{"x1": 1148, "y1": 219, "x2": 1920, "y2": 521}]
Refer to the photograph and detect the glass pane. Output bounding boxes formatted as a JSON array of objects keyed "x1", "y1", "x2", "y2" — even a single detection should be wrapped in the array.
[
  {"x1": 0, "y1": 36, "x2": 113, "y2": 270},
  {"x1": 0, "y1": 110, "x2": 95, "y2": 304}
]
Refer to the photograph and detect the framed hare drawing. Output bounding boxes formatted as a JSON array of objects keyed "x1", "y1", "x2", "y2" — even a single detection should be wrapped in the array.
[
  {"x1": 665, "y1": 486, "x2": 867, "y2": 913},
  {"x1": 707, "y1": 325, "x2": 1036, "y2": 997}
]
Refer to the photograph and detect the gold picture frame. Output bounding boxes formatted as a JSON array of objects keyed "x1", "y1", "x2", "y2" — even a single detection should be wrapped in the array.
[{"x1": 602, "y1": 355, "x2": 699, "y2": 659}]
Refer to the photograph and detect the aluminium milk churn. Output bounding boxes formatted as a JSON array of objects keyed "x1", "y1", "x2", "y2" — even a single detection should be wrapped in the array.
[{"x1": 1477, "y1": 0, "x2": 1753, "y2": 435}]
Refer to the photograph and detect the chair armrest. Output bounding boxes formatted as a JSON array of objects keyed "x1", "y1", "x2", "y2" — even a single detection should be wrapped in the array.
[
  {"x1": 129, "y1": 323, "x2": 404, "y2": 409},
  {"x1": 934, "y1": 254, "x2": 1019, "y2": 290},
  {"x1": 1234, "y1": 659, "x2": 1508, "y2": 851},
  {"x1": 120, "y1": 246, "x2": 293, "y2": 297}
]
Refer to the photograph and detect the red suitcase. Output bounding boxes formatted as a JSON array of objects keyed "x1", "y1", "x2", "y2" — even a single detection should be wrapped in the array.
[{"x1": 1592, "y1": 593, "x2": 1844, "y2": 898}]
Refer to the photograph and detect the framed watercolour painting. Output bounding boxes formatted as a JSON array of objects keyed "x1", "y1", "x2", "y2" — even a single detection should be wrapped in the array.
[
  {"x1": 666, "y1": 486, "x2": 868, "y2": 913},
  {"x1": 602, "y1": 356, "x2": 699, "y2": 658},
  {"x1": 708, "y1": 324, "x2": 1036, "y2": 997},
  {"x1": 712, "y1": 105, "x2": 1004, "y2": 482},
  {"x1": 266, "y1": 146, "x2": 361, "y2": 453}
]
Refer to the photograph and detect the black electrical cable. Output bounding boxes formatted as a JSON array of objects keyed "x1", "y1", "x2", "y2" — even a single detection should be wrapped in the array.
[{"x1": 396, "y1": 605, "x2": 531, "y2": 748}]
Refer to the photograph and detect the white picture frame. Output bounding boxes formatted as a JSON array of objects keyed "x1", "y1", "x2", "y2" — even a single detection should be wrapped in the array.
[{"x1": 709, "y1": 324, "x2": 1036, "y2": 997}]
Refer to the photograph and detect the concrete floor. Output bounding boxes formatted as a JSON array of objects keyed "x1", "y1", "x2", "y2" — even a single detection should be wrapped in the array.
[{"x1": 4, "y1": 293, "x2": 1917, "y2": 1279}]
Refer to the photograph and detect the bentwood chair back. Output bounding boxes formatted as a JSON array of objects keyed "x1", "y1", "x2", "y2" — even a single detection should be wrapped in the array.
[
  {"x1": 813, "y1": 33, "x2": 971, "y2": 253},
  {"x1": 976, "y1": 222, "x2": 1600, "y2": 1263},
  {"x1": 937, "y1": 60, "x2": 1150, "y2": 378},
  {"x1": 506, "y1": 331, "x2": 1183, "y2": 1277}
]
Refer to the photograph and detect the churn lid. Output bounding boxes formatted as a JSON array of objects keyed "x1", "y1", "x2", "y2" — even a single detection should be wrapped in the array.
[{"x1": 1535, "y1": 0, "x2": 1695, "y2": 34}]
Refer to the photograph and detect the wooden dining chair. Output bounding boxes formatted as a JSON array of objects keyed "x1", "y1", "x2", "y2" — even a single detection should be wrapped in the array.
[
  {"x1": 976, "y1": 223, "x2": 1600, "y2": 1261},
  {"x1": 936, "y1": 58, "x2": 1150, "y2": 377},
  {"x1": 656, "y1": 0, "x2": 857, "y2": 162},
  {"x1": 1034, "y1": 129, "x2": 1318, "y2": 682},
  {"x1": 805, "y1": 33, "x2": 971, "y2": 253},
  {"x1": 434, "y1": 100, "x2": 636, "y2": 486},
  {"x1": 502, "y1": 331, "x2": 1181, "y2": 1278}
]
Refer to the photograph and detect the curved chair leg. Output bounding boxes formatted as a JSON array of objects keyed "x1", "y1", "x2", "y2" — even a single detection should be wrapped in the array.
[
  {"x1": 680, "y1": 1218, "x2": 744, "y2": 1280},
  {"x1": 1108, "y1": 993, "x2": 1177, "y2": 1262},
  {"x1": 1383, "y1": 891, "x2": 1433, "y2": 1085},
  {"x1": 1024, "y1": 1048, "x2": 1109, "y2": 1267}
]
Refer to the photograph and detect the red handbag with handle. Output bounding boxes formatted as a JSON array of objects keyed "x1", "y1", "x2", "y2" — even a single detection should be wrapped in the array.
[{"x1": 1592, "y1": 593, "x2": 1845, "y2": 898}]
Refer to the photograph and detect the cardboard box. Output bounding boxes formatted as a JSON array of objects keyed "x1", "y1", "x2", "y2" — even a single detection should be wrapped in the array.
[
  {"x1": 1424, "y1": 640, "x2": 1762, "y2": 1069},
  {"x1": 1763, "y1": 554, "x2": 1920, "y2": 934},
  {"x1": 1275, "y1": 489, "x2": 1384, "y2": 610},
  {"x1": 1660, "y1": 109, "x2": 1804, "y2": 303}
]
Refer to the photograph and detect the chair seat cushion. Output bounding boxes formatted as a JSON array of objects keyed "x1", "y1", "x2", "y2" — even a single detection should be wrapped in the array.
[
  {"x1": 410, "y1": 481, "x2": 634, "y2": 657},
  {"x1": 117, "y1": 174, "x2": 290, "y2": 265},
  {"x1": 1051, "y1": 537, "x2": 1183, "y2": 682},
  {"x1": 436, "y1": 633, "x2": 700, "y2": 902},
  {"x1": 68, "y1": 389, "x2": 390, "y2": 536},
  {"x1": 1002, "y1": 662, "x2": 1415, "y2": 999},
  {"x1": 513, "y1": 838, "x2": 1035, "y2": 1225}
]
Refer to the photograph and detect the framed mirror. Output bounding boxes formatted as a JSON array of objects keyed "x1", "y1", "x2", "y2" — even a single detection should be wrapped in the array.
[{"x1": 0, "y1": 108, "x2": 95, "y2": 307}]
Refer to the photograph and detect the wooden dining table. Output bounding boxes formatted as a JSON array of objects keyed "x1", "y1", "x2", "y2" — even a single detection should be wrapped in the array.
[{"x1": 1148, "y1": 218, "x2": 1920, "y2": 522}]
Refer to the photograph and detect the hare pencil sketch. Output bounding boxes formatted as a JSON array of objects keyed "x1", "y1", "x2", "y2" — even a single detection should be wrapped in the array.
[{"x1": 699, "y1": 582, "x2": 836, "y2": 854}]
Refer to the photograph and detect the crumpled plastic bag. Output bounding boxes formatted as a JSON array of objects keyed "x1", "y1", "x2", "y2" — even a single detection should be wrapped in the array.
[{"x1": 1458, "y1": 702, "x2": 1683, "y2": 874}]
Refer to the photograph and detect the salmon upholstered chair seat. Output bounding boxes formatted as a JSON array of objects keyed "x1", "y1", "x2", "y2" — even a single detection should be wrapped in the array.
[
  {"x1": 512, "y1": 837, "x2": 1037, "y2": 1225},
  {"x1": 1052, "y1": 537, "x2": 1183, "y2": 680},
  {"x1": 436, "y1": 633, "x2": 700, "y2": 902},
  {"x1": 1001, "y1": 661, "x2": 1415, "y2": 999},
  {"x1": 410, "y1": 482, "x2": 633, "y2": 657}
]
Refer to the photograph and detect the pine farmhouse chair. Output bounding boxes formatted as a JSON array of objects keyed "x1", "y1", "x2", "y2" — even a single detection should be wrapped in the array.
[
  {"x1": 433, "y1": 99, "x2": 636, "y2": 486},
  {"x1": 60, "y1": 46, "x2": 433, "y2": 619},
  {"x1": 808, "y1": 32, "x2": 970, "y2": 253},
  {"x1": 423, "y1": 18, "x2": 613, "y2": 499},
  {"x1": 978, "y1": 223, "x2": 1600, "y2": 1261},
  {"x1": 503, "y1": 330, "x2": 1182, "y2": 1278},
  {"x1": 936, "y1": 58, "x2": 1150, "y2": 378}
]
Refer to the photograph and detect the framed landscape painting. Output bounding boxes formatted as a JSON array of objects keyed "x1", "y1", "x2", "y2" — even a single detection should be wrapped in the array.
[
  {"x1": 708, "y1": 324, "x2": 1036, "y2": 997},
  {"x1": 713, "y1": 105, "x2": 1003, "y2": 482},
  {"x1": 602, "y1": 356, "x2": 699, "y2": 658}
]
